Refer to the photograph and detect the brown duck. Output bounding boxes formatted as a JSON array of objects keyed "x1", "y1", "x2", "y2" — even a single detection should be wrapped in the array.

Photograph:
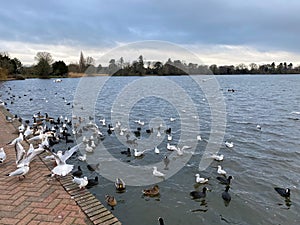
[
  {"x1": 142, "y1": 184, "x2": 160, "y2": 197},
  {"x1": 105, "y1": 195, "x2": 117, "y2": 210}
]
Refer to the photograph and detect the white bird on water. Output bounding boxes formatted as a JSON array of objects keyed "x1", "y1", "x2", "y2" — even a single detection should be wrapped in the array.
[
  {"x1": 154, "y1": 147, "x2": 160, "y2": 154},
  {"x1": 217, "y1": 165, "x2": 227, "y2": 175},
  {"x1": 170, "y1": 117, "x2": 176, "y2": 122},
  {"x1": 78, "y1": 153, "x2": 86, "y2": 161},
  {"x1": 225, "y1": 141, "x2": 234, "y2": 148},
  {"x1": 157, "y1": 130, "x2": 161, "y2": 137},
  {"x1": 167, "y1": 143, "x2": 178, "y2": 151},
  {"x1": 153, "y1": 166, "x2": 165, "y2": 177},
  {"x1": 196, "y1": 135, "x2": 202, "y2": 141},
  {"x1": 135, "y1": 120, "x2": 145, "y2": 126},
  {"x1": 133, "y1": 149, "x2": 146, "y2": 157},
  {"x1": 85, "y1": 144, "x2": 94, "y2": 153},
  {"x1": 195, "y1": 174, "x2": 208, "y2": 184},
  {"x1": 0, "y1": 147, "x2": 7, "y2": 163},
  {"x1": 72, "y1": 176, "x2": 88, "y2": 189},
  {"x1": 211, "y1": 153, "x2": 224, "y2": 161}
]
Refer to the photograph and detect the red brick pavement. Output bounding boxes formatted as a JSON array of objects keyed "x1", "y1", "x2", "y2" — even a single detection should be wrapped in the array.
[{"x1": 0, "y1": 108, "x2": 93, "y2": 225}]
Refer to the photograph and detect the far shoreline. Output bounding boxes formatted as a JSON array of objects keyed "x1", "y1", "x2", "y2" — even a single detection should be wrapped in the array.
[{"x1": 2, "y1": 72, "x2": 300, "y2": 82}]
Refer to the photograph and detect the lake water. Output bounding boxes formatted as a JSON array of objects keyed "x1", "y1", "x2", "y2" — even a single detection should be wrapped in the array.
[{"x1": 0, "y1": 75, "x2": 299, "y2": 225}]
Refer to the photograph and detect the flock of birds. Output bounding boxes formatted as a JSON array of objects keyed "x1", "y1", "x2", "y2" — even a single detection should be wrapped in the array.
[
  {"x1": 0, "y1": 80, "x2": 294, "y2": 225},
  {"x1": 0, "y1": 108, "x2": 291, "y2": 225}
]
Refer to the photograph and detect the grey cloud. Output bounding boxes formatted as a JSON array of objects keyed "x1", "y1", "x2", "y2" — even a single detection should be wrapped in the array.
[{"x1": 0, "y1": 0, "x2": 300, "y2": 52}]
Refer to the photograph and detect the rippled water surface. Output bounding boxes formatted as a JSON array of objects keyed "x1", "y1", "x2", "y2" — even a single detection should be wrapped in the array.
[{"x1": 0, "y1": 75, "x2": 299, "y2": 225}]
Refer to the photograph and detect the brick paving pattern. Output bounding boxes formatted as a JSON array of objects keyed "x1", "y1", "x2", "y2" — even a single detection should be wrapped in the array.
[{"x1": 0, "y1": 108, "x2": 94, "y2": 225}]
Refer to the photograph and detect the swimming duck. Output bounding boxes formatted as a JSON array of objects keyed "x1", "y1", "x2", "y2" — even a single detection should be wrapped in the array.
[
  {"x1": 274, "y1": 187, "x2": 290, "y2": 198},
  {"x1": 115, "y1": 178, "x2": 126, "y2": 192},
  {"x1": 190, "y1": 187, "x2": 208, "y2": 199},
  {"x1": 121, "y1": 148, "x2": 131, "y2": 157},
  {"x1": 217, "y1": 175, "x2": 233, "y2": 185},
  {"x1": 105, "y1": 195, "x2": 117, "y2": 210},
  {"x1": 143, "y1": 184, "x2": 160, "y2": 197},
  {"x1": 222, "y1": 186, "x2": 231, "y2": 203},
  {"x1": 86, "y1": 176, "x2": 99, "y2": 189},
  {"x1": 195, "y1": 174, "x2": 209, "y2": 184}
]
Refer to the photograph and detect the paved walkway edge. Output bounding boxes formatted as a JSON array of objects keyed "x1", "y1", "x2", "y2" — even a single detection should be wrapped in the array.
[
  {"x1": 40, "y1": 154, "x2": 122, "y2": 225},
  {"x1": 0, "y1": 106, "x2": 122, "y2": 225}
]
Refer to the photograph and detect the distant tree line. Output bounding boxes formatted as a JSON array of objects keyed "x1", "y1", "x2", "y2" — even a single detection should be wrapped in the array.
[
  {"x1": 1, "y1": 51, "x2": 300, "y2": 80},
  {"x1": 91, "y1": 56, "x2": 300, "y2": 76}
]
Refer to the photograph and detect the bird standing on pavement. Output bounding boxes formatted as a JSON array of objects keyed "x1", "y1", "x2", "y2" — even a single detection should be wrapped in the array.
[{"x1": 0, "y1": 147, "x2": 7, "y2": 163}]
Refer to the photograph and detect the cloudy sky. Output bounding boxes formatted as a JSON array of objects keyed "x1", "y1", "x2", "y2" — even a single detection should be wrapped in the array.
[{"x1": 1, "y1": 0, "x2": 300, "y2": 66}]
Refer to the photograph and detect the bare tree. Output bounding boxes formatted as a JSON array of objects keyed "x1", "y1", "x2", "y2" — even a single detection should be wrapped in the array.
[{"x1": 35, "y1": 52, "x2": 53, "y2": 78}]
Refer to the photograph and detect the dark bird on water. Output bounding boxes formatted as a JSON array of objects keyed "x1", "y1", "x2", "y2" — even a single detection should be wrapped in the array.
[
  {"x1": 115, "y1": 178, "x2": 126, "y2": 192},
  {"x1": 190, "y1": 187, "x2": 208, "y2": 199},
  {"x1": 72, "y1": 166, "x2": 82, "y2": 177},
  {"x1": 222, "y1": 186, "x2": 231, "y2": 203},
  {"x1": 217, "y1": 175, "x2": 233, "y2": 185},
  {"x1": 86, "y1": 176, "x2": 99, "y2": 189},
  {"x1": 163, "y1": 155, "x2": 170, "y2": 170},
  {"x1": 87, "y1": 163, "x2": 100, "y2": 171},
  {"x1": 158, "y1": 217, "x2": 165, "y2": 225},
  {"x1": 274, "y1": 187, "x2": 290, "y2": 198}
]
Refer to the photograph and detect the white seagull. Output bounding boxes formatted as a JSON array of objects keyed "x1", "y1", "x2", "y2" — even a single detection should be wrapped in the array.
[
  {"x1": 133, "y1": 149, "x2": 146, "y2": 157},
  {"x1": 154, "y1": 147, "x2": 160, "y2": 154},
  {"x1": 195, "y1": 174, "x2": 209, "y2": 184},
  {"x1": 15, "y1": 142, "x2": 26, "y2": 165},
  {"x1": 0, "y1": 147, "x2": 7, "y2": 163},
  {"x1": 24, "y1": 126, "x2": 33, "y2": 138},
  {"x1": 9, "y1": 133, "x2": 24, "y2": 145},
  {"x1": 135, "y1": 120, "x2": 145, "y2": 126},
  {"x1": 85, "y1": 144, "x2": 94, "y2": 153},
  {"x1": 17, "y1": 144, "x2": 46, "y2": 168},
  {"x1": 78, "y1": 153, "x2": 87, "y2": 161},
  {"x1": 72, "y1": 176, "x2": 88, "y2": 189},
  {"x1": 167, "y1": 143, "x2": 178, "y2": 151},
  {"x1": 170, "y1": 117, "x2": 176, "y2": 122},
  {"x1": 217, "y1": 165, "x2": 227, "y2": 175},
  {"x1": 225, "y1": 141, "x2": 234, "y2": 148},
  {"x1": 211, "y1": 154, "x2": 224, "y2": 161},
  {"x1": 6, "y1": 164, "x2": 30, "y2": 179},
  {"x1": 49, "y1": 143, "x2": 82, "y2": 177},
  {"x1": 153, "y1": 166, "x2": 165, "y2": 177}
]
